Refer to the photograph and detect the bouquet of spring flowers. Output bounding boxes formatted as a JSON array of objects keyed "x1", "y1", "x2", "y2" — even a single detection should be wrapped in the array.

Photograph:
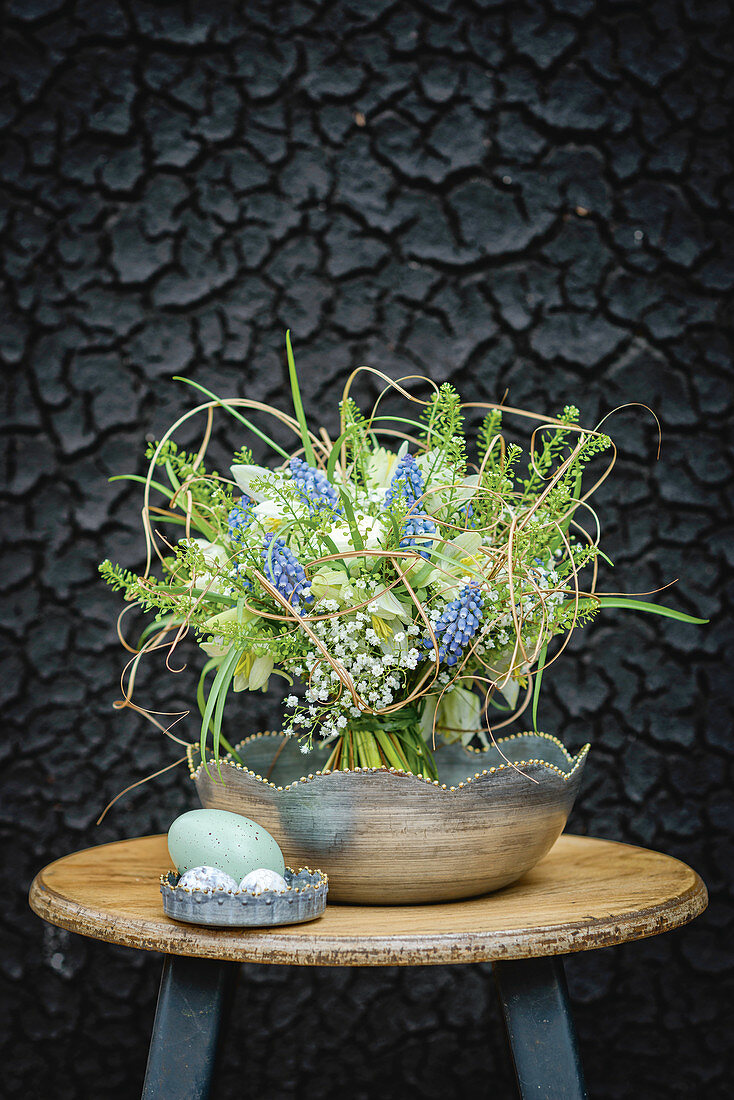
[{"x1": 101, "y1": 335, "x2": 705, "y2": 785}]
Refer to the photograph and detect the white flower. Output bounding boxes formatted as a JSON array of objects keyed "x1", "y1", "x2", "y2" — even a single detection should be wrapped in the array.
[
  {"x1": 186, "y1": 538, "x2": 230, "y2": 595},
  {"x1": 328, "y1": 512, "x2": 386, "y2": 554},
  {"x1": 228, "y1": 651, "x2": 274, "y2": 693},
  {"x1": 199, "y1": 607, "x2": 260, "y2": 659},
  {"x1": 369, "y1": 587, "x2": 410, "y2": 622},
  {"x1": 420, "y1": 685, "x2": 483, "y2": 748},
  {"x1": 413, "y1": 453, "x2": 480, "y2": 514},
  {"x1": 251, "y1": 498, "x2": 289, "y2": 532},
  {"x1": 362, "y1": 446, "x2": 401, "y2": 491},
  {"x1": 229, "y1": 464, "x2": 277, "y2": 501},
  {"x1": 309, "y1": 568, "x2": 351, "y2": 603}
]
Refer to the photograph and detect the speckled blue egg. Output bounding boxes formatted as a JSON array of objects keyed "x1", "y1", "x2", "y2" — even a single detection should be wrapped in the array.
[
  {"x1": 167, "y1": 809, "x2": 285, "y2": 883},
  {"x1": 177, "y1": 866, "x2": 238, "y2": 894},
  {"x1": 239, "y1": 868, "x2": 288, "y2": 894}
]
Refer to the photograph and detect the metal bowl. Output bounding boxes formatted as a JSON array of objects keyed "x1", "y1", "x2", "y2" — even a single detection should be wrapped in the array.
[
  {"x1": 161, "y1": 866, "x2": 328, "y2": 927},
  {"x1": 189, "y1": 732, "x2": 589, "y2": 905}
]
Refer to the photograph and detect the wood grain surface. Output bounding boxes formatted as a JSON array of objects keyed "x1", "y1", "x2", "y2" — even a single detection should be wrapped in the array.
[{"x1": 28, "y1": 834, "x2": 707, "y2": 967}]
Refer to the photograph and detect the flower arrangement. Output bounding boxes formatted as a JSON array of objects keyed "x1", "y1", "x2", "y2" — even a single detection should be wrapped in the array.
[{"x1": 100, "y1": 335, "x2": 705, "y2": 788}]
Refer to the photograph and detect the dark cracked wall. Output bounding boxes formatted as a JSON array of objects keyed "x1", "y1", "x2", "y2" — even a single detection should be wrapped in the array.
[{"x1": 2, "y1": 1, "x2": 733, "y2": 1097}]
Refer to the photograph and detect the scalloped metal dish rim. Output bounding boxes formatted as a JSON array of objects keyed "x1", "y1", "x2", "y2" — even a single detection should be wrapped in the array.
[
  {"x1": 160, "y1": 866, "x2": 328, "y2": 897},
  {"x1": 187, "y1": 730, "x2": 590, "y2": 793}
]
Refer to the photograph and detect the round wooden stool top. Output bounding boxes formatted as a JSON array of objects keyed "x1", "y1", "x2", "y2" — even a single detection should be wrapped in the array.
[{"x1": 28, "y1": 834, "x2": 707, "y2": 967}]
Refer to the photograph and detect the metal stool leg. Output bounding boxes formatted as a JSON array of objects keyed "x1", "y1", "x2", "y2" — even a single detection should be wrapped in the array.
[
  {"x1": 493, "y1": 956, "x2": 587, "y2": 1100},
  {"x1": 142, "y1": 955, "x2": 238, "y2": 1100}
]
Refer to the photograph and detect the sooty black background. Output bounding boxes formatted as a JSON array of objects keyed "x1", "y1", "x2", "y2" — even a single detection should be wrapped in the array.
[{"x1": 1, "y1": 1, "x2": 733, "y2": 1097}]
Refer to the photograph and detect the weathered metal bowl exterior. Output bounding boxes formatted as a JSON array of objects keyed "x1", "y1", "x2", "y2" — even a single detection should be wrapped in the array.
[
  {"x1": 161, "y1": 867, "x2": 328, "y2": 927},
  {"x1": 190, "y1": 732, "x2": 589, "y2": 905}
]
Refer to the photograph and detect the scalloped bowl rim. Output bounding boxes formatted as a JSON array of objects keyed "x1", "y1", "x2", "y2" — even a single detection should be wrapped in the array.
[{"x1": 188, "y1": 730, "x2": 590, "y2": 794}]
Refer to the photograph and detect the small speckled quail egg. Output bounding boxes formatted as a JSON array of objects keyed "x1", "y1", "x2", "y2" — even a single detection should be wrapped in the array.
[
  {"x1": 238, "y1": 868, "x2": 289, "y2": 895},
  {"x1": 177, "y1": 866, "x2": 238, "y2": 894}
]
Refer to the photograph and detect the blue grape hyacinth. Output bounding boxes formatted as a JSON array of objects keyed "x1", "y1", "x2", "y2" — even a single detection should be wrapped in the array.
[
  {"x1": 384, "y1": 452, "x2": 425, "y2": 509},
  {"x1": 400, "y1": 511, "x2": 437, "y2": 559},
  {"x1": 261, "y1": 533, "x2": 312, "y2": 609},
  {"x1": 289, "y1": 457, "x2": 341, "y2": 515},
  {"x1": 423, "y1": 582, "x2": 485, "y2": 666},
  {"x1": 458, "y1": 500, "x2": 476, "y2": 528},
  {"x1": 384, "y1": 452, "x2": 437, "y2": 558},
  {"x1": 228, "y1": 499, "x2": 254, "y2": 544}
]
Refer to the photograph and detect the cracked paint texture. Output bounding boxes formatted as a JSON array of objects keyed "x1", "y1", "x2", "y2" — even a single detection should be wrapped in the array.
[{"x1": 1, "y1": 1, "x2": 733, "y2": 1097}]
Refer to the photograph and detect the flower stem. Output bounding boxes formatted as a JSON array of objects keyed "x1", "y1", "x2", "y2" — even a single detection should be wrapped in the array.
[
  {"x1": 374, "y1": 728, "x2": 409, "y2": 771},
  {"x1": 219, "y1": 734, "x2": 244, "y2": 766},
  {"x1": 322, "y1": 739, "x2": 341, "y2": 773},
  {"x1": 321, "y1": 721, "x2": 438, "y2": 781}
]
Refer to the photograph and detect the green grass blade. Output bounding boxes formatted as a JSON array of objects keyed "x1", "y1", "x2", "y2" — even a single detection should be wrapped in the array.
[
  {"x1": 172, "y1": 377, "x2": 289, "y2": 458},
  {"x1": 369, "y1": 415, "x2": 427, "y2": 432},
  {"x1": 148, "y1": 510, "x2": 217, "y2": 538},
  {"x1": 195, "y1": 662, "x2": 245, "y2": 763},
  {"x1": 109, "y1": 474, "x2": 174, "y2": 496},
  {"x1": 196, "y1": 658, "x2": 220, "y2": 721},
  {"x1": 110, "y1": 475, "x2": 217, "y2": 539},
  {"x1": 326, "y1": 424, "x2": 361, "y2": 484},
  {"x1": 318, "y1": 533, "x2": 352, "y2": 573},
  {"x1": 412, "y1": 544, "x2": 481, "y2": 579},
  {"x1": 285, "y1": 331, "x2": 316, "y2": 465},
  {"x1": 408, "y1": 560, "x2": 436, "y2": 588},
  {"x1": 156, "y1": 584, "x2": 236, "y2": 607},
  {"x1": 147, "y1": 513, "x2": 189, "y2": 527},
  {"x1": 165, "y1": 459, "x2": 181, "y2": 492},
  {"x1": 138, "y1": 615, "x2": 186, "y2": 648},
  {"x1": 212, "y1": 650, "x2": 239, "y2": 778},
  {"x1": 487, "y1": 696, "x2": 513, "y2": 712},
  {"x1": 217, "y1": 735, "x2": 244, "y2": 766},
  {"x1": 595, "y1": 597, "x2": 708, "y2": 624},
  {"x1": 199, "y1": 648, "x2": 241, "y2": 776}
]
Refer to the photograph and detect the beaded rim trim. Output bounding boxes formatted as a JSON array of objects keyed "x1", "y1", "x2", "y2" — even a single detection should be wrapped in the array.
[
  {"x1": 160, "y1": 866, "x2": 328, "y2": 897},
  {"x1": 187, "y1": 731, "x2": 590, "y2": 793}
]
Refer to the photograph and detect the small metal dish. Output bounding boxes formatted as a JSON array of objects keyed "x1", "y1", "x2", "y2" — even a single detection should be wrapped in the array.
[{"x1": 160, "y1": 867, "x2": 328, "y2": 928}]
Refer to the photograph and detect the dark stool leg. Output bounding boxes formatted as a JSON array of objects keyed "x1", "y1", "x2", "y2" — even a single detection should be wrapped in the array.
[
  {"x1": 493, "y1": 956, "x2": 587, "y2": 1100},
  {"x1": 142, "y1": 955, "x2": 238, "y2": 1100}
]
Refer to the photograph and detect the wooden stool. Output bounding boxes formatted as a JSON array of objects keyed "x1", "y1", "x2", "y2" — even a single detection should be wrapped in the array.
[{"x1": 29, "y1": 834, "x2": 706, "y2": 1099}]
